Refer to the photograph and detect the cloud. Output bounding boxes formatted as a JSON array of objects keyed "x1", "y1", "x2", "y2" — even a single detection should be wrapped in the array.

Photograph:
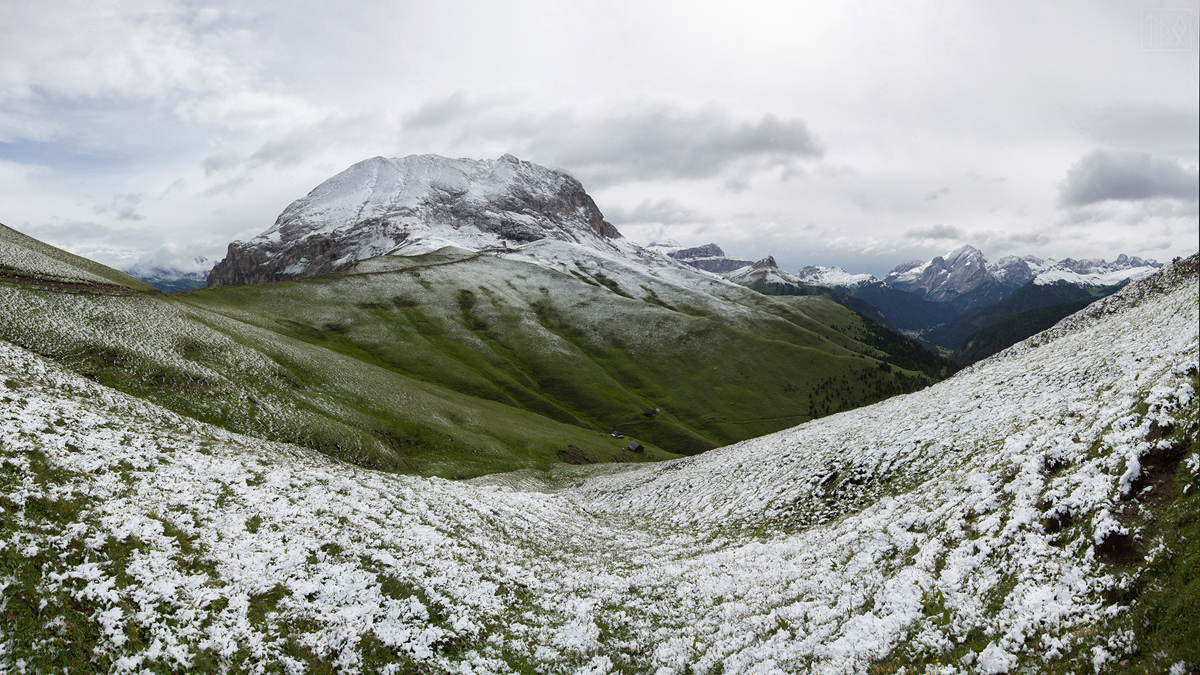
[
  {"x1": 401, "y1": 94, "x2": 824, "y2": 187},
  {"x1": 1085, "y1": 104, "x2": 1200, "y2": 157},
  {"x1": 904, "y1": 224, "x2": 963, "y2": 239},
  {"x1": 203, "y1": 148, "x2": 245, "y2": 175},
  {"x1": 93, "y1": 193, "x2": 145, "y2": 221},
  {"x1": 201, "y1": 175, "x2": 253, "y2": 198},
  {"x1": 128, "y1": 243, "x2": 215, "y2": 274},
  {"x1": 1058, "y1": 149, "x2": 1198, "y2": 207},
  {"x1": 248, "y1": 113, "x2": 380, "y2": 169},
  {"x1": 15, "y1": 219, "x2": 159, "y2": 268},
  {"x1": 923, "y1": 187, "x2": 951, "y2": 201},
  {"x1": 972, "y1": 229, "x2": 1051, "y2": 251},
  {"x1": 0, "y1": 3, "x2": 321, "y2": 145},
  {"x1": 402, "y1": 92, "x2": 494, "y2": 129},
  {"x1": 604, "y1": 198, "x2": 705, "y2": 226}
]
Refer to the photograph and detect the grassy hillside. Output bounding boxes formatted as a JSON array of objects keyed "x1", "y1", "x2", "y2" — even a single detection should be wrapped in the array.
[
  {"x1": 0, "y1": 255, "x2": 1193, "y2": 674},
  {"x1": 176, "y1": 245, "x2": 952, "y2": 453},
  {"x1": 0, "y1": 222, "x2": 158, "y2": 292},
  {"x1": 0, "y1": 236, "x2": 951, "y2": 478}
]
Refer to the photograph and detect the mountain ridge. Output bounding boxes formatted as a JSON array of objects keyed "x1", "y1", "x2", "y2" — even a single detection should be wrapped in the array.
[{"x1": 207, "y1": 154, "x2": 622, "y2": 287}]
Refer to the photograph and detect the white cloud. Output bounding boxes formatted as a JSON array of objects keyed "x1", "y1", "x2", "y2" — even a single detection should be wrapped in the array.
[
  {"x1": 93, "y1": 193, "x2": 145, "y2": 221},
  {"x1": 0, "y1": 1, "x2": 1195, "y2": 280}
]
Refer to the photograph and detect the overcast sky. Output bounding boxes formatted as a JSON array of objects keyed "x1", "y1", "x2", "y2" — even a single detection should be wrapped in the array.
[{"x1": 1, "y1": 0, "x2": 1197, "y2": 276}]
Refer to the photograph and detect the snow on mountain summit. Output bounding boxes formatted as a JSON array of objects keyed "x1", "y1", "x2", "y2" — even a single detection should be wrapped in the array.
[
  {"x1": 794, "y1": 264, "x2": 877, "y2": 288},
  {"x1": 884, "y1": 244, "x2": 1001, "y2": 309},
  {"x1": 1032, "y1": 255, "x2": 1161, "y2": 286},
  {"x1": 207, "y1": 154, "x2": 623, "y2": 287},
  {"x1": 883, "y1": 245, "x2": 1161, "y2": 311}
]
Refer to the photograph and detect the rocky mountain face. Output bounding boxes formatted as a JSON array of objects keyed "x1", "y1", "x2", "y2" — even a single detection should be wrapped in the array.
[
  {"x1": 644, "y1": 240, "x2": 683, "y2": 257},
  {"x1": 668, "y1": 242, "x2": 752, "y2": 273},
  {"x1": 883, "y1": 245, "x2": 1009, "y2": 311},
  {"x1": 795, "y1": 265, "x2": 877, "y2": 288},
  {"x1": 207, "y1": 154, "x2": 623, "y2": 287},
  {"x1": 725, "y1": 255, "x2": 791, "y2": 286},
  {"x1": 882, "y1": 245, "x2": 1161, "y2": 312}
]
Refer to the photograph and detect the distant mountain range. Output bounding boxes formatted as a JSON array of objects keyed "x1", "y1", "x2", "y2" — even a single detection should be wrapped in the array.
[
  {"x1": 715, "y1": 244, "x2": 1161, "y2": 363},
  {"x1": 647, "y1": 241, "x2": 753, "y2": 273},
  {"x1": 1, "y1": 154, "x2": 954, "y2": 476},
  {"x1": 647, "y1": 240, "x2": 1159, "y2": 327},
  {"x1": 1, "y1": 153, "x2": 1196, "y2": 672},
  {"x1": 116, "y1": 152, "x2": 1161, "y2": 366}
]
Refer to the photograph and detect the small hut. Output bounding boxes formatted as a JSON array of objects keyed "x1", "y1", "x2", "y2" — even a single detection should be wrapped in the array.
[{"x1": 626, "y1": 441, "x2": 644, "y2": 453}]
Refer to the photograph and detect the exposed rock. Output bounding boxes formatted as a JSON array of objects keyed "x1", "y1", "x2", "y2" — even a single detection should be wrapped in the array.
[
  {"x1": 885, "y1": 246, "x2": 1014, "y2": 311},
  {"x1": 207, "y1": 154, "x2": 623, "y2": 287},
  {"x1": 668, "y1": 242, "x2": 752, "y2": 274}
]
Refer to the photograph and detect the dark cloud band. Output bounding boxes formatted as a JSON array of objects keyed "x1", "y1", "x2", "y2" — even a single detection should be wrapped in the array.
[
  {"x1": 1058, "y1": 149, "x2": 1198, "y2": 206},
  {"x1": 401, "y1": 94, "x2": 824, "y2": 187}
]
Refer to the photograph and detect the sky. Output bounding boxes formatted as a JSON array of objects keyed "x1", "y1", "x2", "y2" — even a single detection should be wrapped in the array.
[{"x1": 0, "y1": 0, "x2": 1197, "y2": 278}]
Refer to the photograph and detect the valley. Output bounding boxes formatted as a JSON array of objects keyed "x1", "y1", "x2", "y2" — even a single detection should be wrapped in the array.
[
  {"x1": 0, "y1": 153, "x2": 1193, "y2": 674},
  {"x1": 1, "y1": 221, "x2": 948, "y2": 479},
  {"x1": 0, "y1": 252, "x2": 1194, "y2": 674}
]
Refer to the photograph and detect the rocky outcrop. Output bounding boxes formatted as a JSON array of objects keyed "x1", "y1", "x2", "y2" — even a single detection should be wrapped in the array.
[
  {"x1": 884, "y1": 246, "x2": 1013, "y2": 312},
  {"x1": 668, "y1": 243, "x2": 752, "y2": 274},
  {"x1": 208, "y1": 154, "x2": 623, "y2": 288},
  {"x1": 882, "y1": 245, "x2": 1162, "y2": 312}
]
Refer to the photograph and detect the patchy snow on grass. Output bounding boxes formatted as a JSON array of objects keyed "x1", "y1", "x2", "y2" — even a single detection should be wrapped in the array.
[{"x1": 0, "y1": 258, "x2": 1196, "y2": 673}]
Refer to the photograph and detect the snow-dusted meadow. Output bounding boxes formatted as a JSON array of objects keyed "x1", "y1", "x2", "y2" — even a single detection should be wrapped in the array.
[{"x1": 0, "y1": 258, "x2": 1196, "y2": 674}]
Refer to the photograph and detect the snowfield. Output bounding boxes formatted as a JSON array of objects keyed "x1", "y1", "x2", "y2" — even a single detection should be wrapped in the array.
[{"x1": 0, "y1": 257, "x2": 1196, "y2": 674}]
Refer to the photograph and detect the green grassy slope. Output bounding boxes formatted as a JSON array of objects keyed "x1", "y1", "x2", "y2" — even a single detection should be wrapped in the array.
[
  {"x1": 0, "y1": 235, "x2": 953, "y2": 478},
  {"x1": 177, "y1": 248, "x2": 951, "y2": 450},
  {"x1": 0, "y1": 280, "x2": 682, "y2": 477},
  {"x1": 0, "y1": 222, "x2": 158, "y2": 292}
]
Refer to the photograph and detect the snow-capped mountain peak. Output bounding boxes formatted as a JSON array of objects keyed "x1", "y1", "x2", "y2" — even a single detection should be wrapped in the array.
[
  {"x1": 884, "y1": 245, "x2": 1002, "y2": 308},
  {"x1": 1032, "y1": 255, "x2": 1161, "y2": 286},
  {"x1": 882, "y1": 244, "x2": 1162, "y2": 311},
  {"x1": 644, "y1": 240, "x2": 684, "y2": 257},
  {"x1": 795, "y1": 264, "x2": 878, "y2": 288},
  {"x1": 725, "y1": 255, "x2": 804, "y2": 288},
  {"x1": 207, "y1": 154, "x2": 623, "y2": 287},
  {"x1": 941, "y1": 244, "x2": 984, "y2": 266}
]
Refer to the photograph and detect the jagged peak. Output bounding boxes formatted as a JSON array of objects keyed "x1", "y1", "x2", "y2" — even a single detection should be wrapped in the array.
[
  {"x1": 671, "y1": 243, "x2": 727, "y2": 260},
  {"x1": 941, "y1": 244, "x2": 985, "y2": 265},
  {"x1": 889, "y1": 259, "x2": 927, "y2": 275}
]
